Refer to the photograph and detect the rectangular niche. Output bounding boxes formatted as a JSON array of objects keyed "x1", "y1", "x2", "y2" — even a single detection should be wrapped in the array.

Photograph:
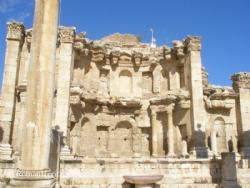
[{"x1": 142, "y1": 72, "x2": 153, "y2": 94}]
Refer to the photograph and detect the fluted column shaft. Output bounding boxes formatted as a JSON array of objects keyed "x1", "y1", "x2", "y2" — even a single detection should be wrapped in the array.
[{"x1": 0, "y1": 23, "x2": 24, "y2": 159}]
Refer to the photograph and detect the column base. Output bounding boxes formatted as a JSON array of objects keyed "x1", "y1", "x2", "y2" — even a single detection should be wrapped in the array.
[
  {"x1": 9, "y1": 169, "x2": 56, "y2": 188},
  {"x1": 180, "y1": 153, "x2": 189, "y2": 158},
  {"x1": 208, "y1": 150, "x2": 218, "y2": 159},
  {"x1": 240, "y1": 147, "x2": 250, "y2": 159},
  {"x1": 166, "y1": 153, "x2": 176, "y2": 158},
  {"x1": 0, "y1": 144, "x2": 12, "y2": 160}
]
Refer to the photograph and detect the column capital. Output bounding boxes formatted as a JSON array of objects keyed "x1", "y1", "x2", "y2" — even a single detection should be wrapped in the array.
[
  {"x1": 150, "y1": 106, "x2": 158, "y2": 116},
  {"x1": 59, "y1": 27, "x2": 76, "y2": 43},
  {"x1": 185, "y1": 36, "x2": 201, "y2": 52},
  {"x1": 6, "y1": 22, "x2": 25, "y2": 41},
  {"x1": 166, "y1": 103, "x2": 175, "y2": 114},
  {"x1": 231, "y1": 72, "x2": 250, "y2": 91}
]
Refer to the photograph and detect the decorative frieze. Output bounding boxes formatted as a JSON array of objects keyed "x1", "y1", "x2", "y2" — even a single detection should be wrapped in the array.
[
  {"x1": 6, "y1": 22, "x2": 25, "y2": 41},
  {"x1": 91, "y1": 46, "x2": 106, "y2": 62},
  {"x1": 173, "y1": 40, "x2": 185, "y2": 59},
  {"x1": 133, "y1": 52, "x2": 143, "y2": 67},
  {"x1": 163, "y1": 46, "x2": 172, "y2": 60},
  {"x1": 110, "y1": 50, "x2": 120, "y2": 65}
]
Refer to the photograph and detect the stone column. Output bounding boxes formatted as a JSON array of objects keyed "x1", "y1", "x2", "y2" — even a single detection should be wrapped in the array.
[
  {"x1": 20, "y1": 0, "x2": 59, "y2": 170},
  {"x1": 231, "y1": 72, "x2": 250, "y2": 159},
  {"x1": 55, "y1": 27, "x2": 75, "y2": 154},
  {"x1": 0, "y1": 22, "x2": 24, "y2": 160},
  {"x1": 211, "y1": 129, "x2": 218, "y2": 156},
  {"x1": 166, "y1": 104, "x2": 175, "y2": 157},
  {"x1": 185, "y1": 36, "x2": 208, "y2": 158},
  {"x1": 10, "y1": 0, "x2": 60, "y2": 187},
  {"x1": 151, "y1": 110, "x2": 158, "y2": 157}
]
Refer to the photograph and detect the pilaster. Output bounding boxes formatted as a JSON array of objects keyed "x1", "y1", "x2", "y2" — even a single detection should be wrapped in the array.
[
  {"x1": 231, "y1": 72, "x2": 250, "y2": 158},
  {"x1": 55, "y1": 27, "x2": 75, "y2": 136},
  {"x1": 185, "y1": 36, "x2": 208, "y2": 158},
  {"x1": 0, "y1": 22, "x2": 25, "y2": 160}
]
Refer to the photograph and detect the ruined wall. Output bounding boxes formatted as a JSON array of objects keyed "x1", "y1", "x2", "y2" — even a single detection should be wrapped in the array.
[{"x1": 0, "y1": 23, "x2": 250, "y2": 187}]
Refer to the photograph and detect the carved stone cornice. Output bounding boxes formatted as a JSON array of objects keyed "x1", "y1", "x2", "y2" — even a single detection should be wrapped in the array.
[
  {"x1": 108, "y1": 98, "x2": 141, "y2": 108},
  {"x1": 150, "y1": 94, "x2": 176, "y2": 105},
  {"x1": 163, "y1": 46, "x2": 172, "y2": 61},
  {"x1": 74, "y1": 32, "x2": 89, "y2": 55},
  {"x1": 6, "y1": 22, "x2": 25, "y2": 41},
  {"x1": 110, "y1": 51, "x2": 120, "y2": 65},
  {"x1": 185, "y1": 36, "x2": 201, "y2": 52},
  {"x1": 59, "y1": 27, "x2": 76, "y2": 43},
  {"x1": 69, "y1": 86, "x2": 84, "y2": 107},
  {"x1": 204, "y1": 98, "x2": 234, "y2": 110},
  {"x1": 231, "y1": 72, "x2": 250, "y2": 91},
  {"x1": 203, "y1": 87, "x2": 236, "y2": 100},
  {"x1": 133, "y1": 52, "x2": 143, "y2": 67},
  {"x1": 91, "y1": 46, "x2": 106, "y2": 62},
  {"x1": 150, "y1": 103, "x2": 175, "y2": 114},
  {"x1": 173, "y1": 40, "x2": 185, "y2": 59}
]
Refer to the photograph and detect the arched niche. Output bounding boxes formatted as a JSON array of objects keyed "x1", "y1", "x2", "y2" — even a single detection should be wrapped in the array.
[
  {"x1": 213, "y1": 117, "x2": 227, "y2": 153},
  {"x1": 119, "y1": 70, "x2": 133, "y2": 96},
  {"x1": 108, "y1": 121, "x2": 133, "y2": 156}
]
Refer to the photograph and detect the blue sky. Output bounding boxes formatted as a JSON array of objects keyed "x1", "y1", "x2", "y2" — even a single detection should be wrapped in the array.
[{"x1": 0, "y1": 0, "x2": 249, "y2": 87}]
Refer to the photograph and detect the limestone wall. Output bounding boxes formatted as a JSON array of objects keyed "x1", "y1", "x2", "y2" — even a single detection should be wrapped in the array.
[{"x1": 0, "y1": 23, "x2": 250, "y2": 187}]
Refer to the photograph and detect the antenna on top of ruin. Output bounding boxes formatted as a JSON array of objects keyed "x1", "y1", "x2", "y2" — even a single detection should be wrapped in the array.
[{"x1": 150, "y1": 28, "x2": 156, "y2": 48}]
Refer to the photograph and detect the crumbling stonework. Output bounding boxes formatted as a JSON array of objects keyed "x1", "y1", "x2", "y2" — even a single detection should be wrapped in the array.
[{"x1": 0, "y1": 2, "x2": 250, "y2": 188}]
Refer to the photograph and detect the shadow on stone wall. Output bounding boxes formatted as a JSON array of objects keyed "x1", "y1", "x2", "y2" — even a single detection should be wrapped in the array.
[
  {"x1": 0, "y1": 126, "x2": 3, "y2": 142},
  {"x1": 49, "y1": 126, "x2": 62, "y2": 172},
  {"x1": 193, "y1": 124, "x2": 208, "y2": 158},
  {"x1": 243, "y1": 130, "x2": 250, "y2": 147}
]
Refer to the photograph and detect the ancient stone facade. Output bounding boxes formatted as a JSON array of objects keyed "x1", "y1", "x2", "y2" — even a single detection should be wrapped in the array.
[{"x1": 0, "y1": 20, "x2": 250, "y2": 188}]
